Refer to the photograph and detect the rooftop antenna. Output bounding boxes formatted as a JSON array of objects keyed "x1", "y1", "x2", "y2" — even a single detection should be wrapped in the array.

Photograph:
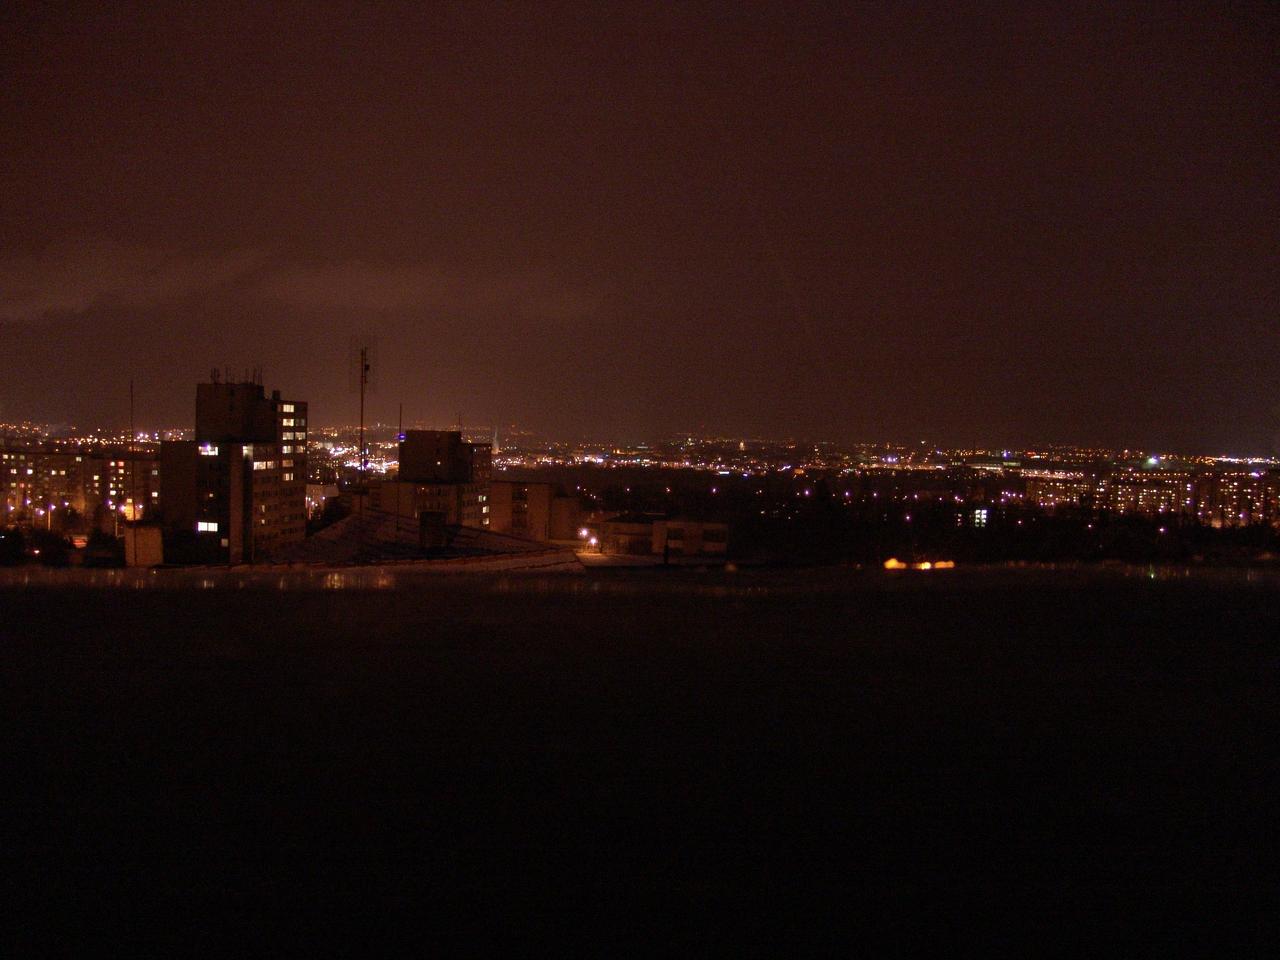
[
  {"x1": 359, "y1": 347, "x2": 371, "y2": 482},
  {"x1": 349, "y1": 337, "x2": 377, "y2": 560},
  {"x1": 396, "y1": 401, "x2": 404, "y2": 544},
  {"x1": 348, "y1": 338, "x2": 378, "y2": 480},
  {"x1": 128, "y1": 378, "x2": 137, "y2": 563}
]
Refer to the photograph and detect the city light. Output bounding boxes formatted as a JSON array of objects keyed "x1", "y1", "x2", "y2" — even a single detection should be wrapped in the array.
[
  {"x1": 885, "y1": 557, "x2": 956, "y2": 571},
  {"x1": 5, "y1": 412, "x2": 1280, "y2": 568}
]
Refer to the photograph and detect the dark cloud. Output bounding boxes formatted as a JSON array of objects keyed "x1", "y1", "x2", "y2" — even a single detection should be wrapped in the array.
[
  {"x1": 1, "y1": 243, "x2": 599, "y2": 326},
  {"x1": 256, "y1": 260, "x2": 601, "y2": 319},
  {"x1": 0, "y1": 242, "x2": 267, "y2": 324},
  {"x1": 1, "y1": 1, "x2": 1276, "y2": 451}
]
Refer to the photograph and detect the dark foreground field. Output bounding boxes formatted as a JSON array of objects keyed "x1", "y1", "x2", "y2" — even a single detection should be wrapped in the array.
[{"x1": 3, "y1": 568, "x2": 1277, "y2": 951}]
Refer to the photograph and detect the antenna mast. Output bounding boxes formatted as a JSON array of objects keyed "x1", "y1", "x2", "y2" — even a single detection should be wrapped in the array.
[
  {"x1": 128, "y1": 378, "x2": 137, "y2": 564},
  {"x1": 359, "y1": 346, "x2": 370, "y2": 484},
  {"x1": 346, "y1": 339, "x2": 376, "y2": 560},
  {"x1": 396, "y1": 401, "x2": 403, "y2": 544}
]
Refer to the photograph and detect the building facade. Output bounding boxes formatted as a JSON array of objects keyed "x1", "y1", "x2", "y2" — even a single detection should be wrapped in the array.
[
  {"x1": 181, "y1": 379, "x2": 308, "y2": 563},
  {"x1": 488, "y1": 480, "x2": 582, "y2": 542},
  {"x1": 652, "y1": 519, "x2": 729, "y2": 557},
  {"x1": 2, "y1": 443, "x2": 160, "y2": 531},
  {"x1": 375, "y1": 430, "x2": 491, "y2": 528},
  {"x1": 1024, "y1": 468, "x2": 1280, "y2": 528}
]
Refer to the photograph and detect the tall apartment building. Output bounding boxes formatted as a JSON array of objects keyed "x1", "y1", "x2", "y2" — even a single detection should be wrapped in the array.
[
  {"x1": 162, "y1": 379, "x2": 308, "y2": 563},
  {"x1": 1194, "y1": 472, "x2": 1280, "y2": 528},
  {"x1": 397, "y1": 430, "x2": 492, "y2": 485},
  {"x1": 2, "y1": 442, "x2": 160, "y2": 530},
  {"x1": 369, "y1": 430, "x2": 491, "y2": 527},
  {"x1": 3, "y1": 446, "x2": 88, "y2": 519}
]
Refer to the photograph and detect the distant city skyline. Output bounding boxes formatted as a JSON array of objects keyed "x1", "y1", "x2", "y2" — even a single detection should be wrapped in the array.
[{"x1": 4, "y1": 412, "x2": 1279, "y2": 464}]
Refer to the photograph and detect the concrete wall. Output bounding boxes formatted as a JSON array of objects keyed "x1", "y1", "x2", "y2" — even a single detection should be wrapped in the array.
[
  {"x1": 195, "y1": 382, "x2": 277, "y2": 443},
  {"x1": 124, "y1": 524, "x2": 164, "y2": 567},
  {"x1": 159, "y1": 441, "x2": 197, "y2": 531}
]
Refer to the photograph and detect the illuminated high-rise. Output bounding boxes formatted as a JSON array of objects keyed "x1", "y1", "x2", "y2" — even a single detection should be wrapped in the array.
[{"x1": 177, "y1": 378, "x2": 309, "y2": 563}]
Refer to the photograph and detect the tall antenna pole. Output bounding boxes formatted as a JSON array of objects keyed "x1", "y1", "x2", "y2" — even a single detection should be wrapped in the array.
[
  {"x1": 359, "y1": 346, "x2": 369, "y2": 485},
  {"x1": 128, "y1": 378, "x2": 136, "y2": 565},
  {"x1": 357, "y1": 345, "x2": 370, "y2": 561},
  {"x1": 396, "y1": 401, "x2": 403, "y2": 544}
]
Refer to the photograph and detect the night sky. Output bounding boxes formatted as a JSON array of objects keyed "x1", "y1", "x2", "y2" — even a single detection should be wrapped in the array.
[{"x1": 2, "y1": 2, "x2": 1276, "y2": 452}]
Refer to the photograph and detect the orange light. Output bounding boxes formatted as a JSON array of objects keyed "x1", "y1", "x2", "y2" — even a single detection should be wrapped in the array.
[{"x1": 883, "y1": 558, "x2": 906, "y2": 570}]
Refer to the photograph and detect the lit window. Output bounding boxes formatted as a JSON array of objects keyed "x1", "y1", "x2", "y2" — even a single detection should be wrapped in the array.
[
  {"x1": 281, "y1": 403, "x2": 294, "y2": 413},
  {"x1": 197, "y1": 521, "x2": 219, "y2": 533},
  {"x1": 283, "y1": 473, "x2": 294, "y2": 482},
  {"x1": 281, "y1": 418, "x2": 294, "y2": 427},
  {"x1": 200, "y1": 444, "x2": 218, "y2": 456}
]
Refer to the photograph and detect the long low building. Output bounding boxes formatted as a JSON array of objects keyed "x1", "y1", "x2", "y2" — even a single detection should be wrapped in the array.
[
  {"x1": 2, "y1": 443, "x2": 160, "y2": 530},
  {"x1": 1024, "y1": 469, "x2": 1280, "y2": 527},
  {"x1": 595, "y1": 512, "x2": 729, "y2": 557}
]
